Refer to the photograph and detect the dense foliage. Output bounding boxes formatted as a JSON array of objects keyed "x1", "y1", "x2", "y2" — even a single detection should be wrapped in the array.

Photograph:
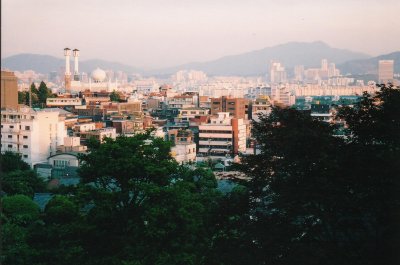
[
  {"x1": 2, "y1": 84, "x2": 399, "y2": 264},
  {"x1": 237, "y1": 84, "x2": 400, "y2": 265},
  {"x1": 18, "y1": 81, "x2": 55, "y2": 107},
  {"x1": 109, "y1": 90, "x2": 121, "y2": 102},
  {"x1": 1, "y1": 152, "x2": 45, "y2": 197}
]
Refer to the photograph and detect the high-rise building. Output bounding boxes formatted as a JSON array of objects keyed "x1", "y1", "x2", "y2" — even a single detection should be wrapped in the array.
[
  {"x1": 379, "y1": 60, "x2": 394, "y2": 83},
  {"x1": 294, "y1": 65, "x2": 305, "y2": 81},
  {"x1": 328, "y1": 63, "x2": 338, "y2": 77},
  {"x1": 1, "y1": 71, "x2": 19, "y2": 110},
  {"x1": 270, "y1": 61, "x2": 287, "y2": 84},
  {"x1": 321, "y1": 59, "x2": 328, "y2": 71}
]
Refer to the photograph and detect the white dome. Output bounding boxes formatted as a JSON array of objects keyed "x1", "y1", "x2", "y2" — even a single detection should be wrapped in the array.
[{"x1": 91, "y1": 68, "x2": 106, "y2": 82}]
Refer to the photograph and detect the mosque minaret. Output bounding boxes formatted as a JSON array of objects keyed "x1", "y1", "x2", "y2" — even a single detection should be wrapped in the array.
[
  {"x1": 63, "y1": 48, "x2": 118, "y2": 94},
  {"x1": 64, "y1": 48, "x2": 71, "y2": 92}
]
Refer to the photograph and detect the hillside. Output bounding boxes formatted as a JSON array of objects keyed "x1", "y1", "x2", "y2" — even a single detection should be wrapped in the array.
[
  {"x1": 1, "y1": 54, "x2": 143, "y2": 74},
  {"x1": 148, "y1": 41, "x2": 370, "y2": 76},
  {"x1": 1, "y1": 42, "x2": 374, "y2": 76},
  {"x1": 338, "y1": 51, "x2": 400, "y2": 75}
]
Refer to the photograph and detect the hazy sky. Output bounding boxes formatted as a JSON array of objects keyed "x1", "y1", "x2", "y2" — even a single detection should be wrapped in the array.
[{"x1": 2, "y1": 0, "x2": 400, "y2": 69}]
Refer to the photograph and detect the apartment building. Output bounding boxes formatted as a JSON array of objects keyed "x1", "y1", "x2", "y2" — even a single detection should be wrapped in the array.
[
  {"x1": 198, "y1": 112, "x2": 246, "y2": 161},
  {"x1": 1, "y1": 106, "x2": 67, "y2": 166},
  {"x1": 210, "y1": 96, "x2": 248, "y2": 119}
]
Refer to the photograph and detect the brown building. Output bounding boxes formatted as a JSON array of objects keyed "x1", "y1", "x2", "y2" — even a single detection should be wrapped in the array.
[
  {"x1": 1, "y1": 71, "x2": 19, "y2": 109},
  {"x1": 210, "y1": 96, "x2": 248, "y2": 119}
]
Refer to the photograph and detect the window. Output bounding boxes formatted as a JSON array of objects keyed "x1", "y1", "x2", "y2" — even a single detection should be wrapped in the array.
[
  {"x1": 23, "y1": 155, "x2": 28, "y2": 158},
  {"x1": 54, "y1": 160, "x2": 70, "y2": 168},
  {"x1": 8, "y1": 145, "x2": 12, "y2": 148},
  {"x1": 25, "y1": 126, "x2": 30, "y2": 130},
  {"x1": 23, "y1": 136, "x2": 28, "y2": 139},
  {"x1": 10, "y1": 125, "x2": 14, "y2": 129},
  {"x1": 8, "y1": 135, "x2": 12, "y2": 138},
  {"x1": 23, "y1": 145, "x2": 28, "y2": 148}
]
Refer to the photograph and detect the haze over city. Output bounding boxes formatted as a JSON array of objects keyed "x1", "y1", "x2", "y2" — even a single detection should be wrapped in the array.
[{"x1": 2, "y1": 0, "x2": 400, "y2": 69}]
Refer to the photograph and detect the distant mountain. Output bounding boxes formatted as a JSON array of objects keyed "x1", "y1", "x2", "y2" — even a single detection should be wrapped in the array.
[
  {"x1": 147, "y1": 41, "x2": 370, "y2": 76},
  {"x1": 1, "y1": 42, "x2": 379, "y2": 77},
  {"x1": 1, "y1": 54, "x2": 143, "y2": 74},
  {"x1": 338, "y1": 51, "x2": 400, "y2": 75}
]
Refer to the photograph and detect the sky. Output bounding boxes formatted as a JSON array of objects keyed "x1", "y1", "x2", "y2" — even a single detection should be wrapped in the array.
[{"x1": 2, "y1": 0, "x2": 400, "y2": 69}]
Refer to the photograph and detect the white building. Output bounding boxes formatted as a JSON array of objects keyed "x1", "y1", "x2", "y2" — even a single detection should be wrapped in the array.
[
  {"x1": 171, "y1": 143, "x2": 197, "y2": 164},
  {"x1": 1, "y1": 106, "x2": 67, "y2": 166},
  {"x1": 168, "y1": 129, "x2": 197, "y2": 164},
  {"x1": 252, "y1": 96, "x2": 272, "y2": 122}
]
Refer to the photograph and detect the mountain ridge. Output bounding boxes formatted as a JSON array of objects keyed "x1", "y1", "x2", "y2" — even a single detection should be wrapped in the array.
[
  {"x1": 338, "y1": 51, "x2": 400, "y2": 75},
  {"x1": 2, "y1": 41, "x2": 390, "y2": 76},
  {"x1": 147, "y1": 41, "x2": 370, "y2": 76}
]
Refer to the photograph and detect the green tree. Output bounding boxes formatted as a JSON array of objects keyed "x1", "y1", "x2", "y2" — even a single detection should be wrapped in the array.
[
  {"x1": 238, "y1": 107, "x2": 349, "y2": 264},
  {"x1": 1, "y1": 195, "x2": 41, "y2": 265},
  {"x1": 110, "y1": 90, "x2": 121, "y2": 102},
  {"x1": 1, "y1": 223, "x2": 38, "y2": 265},
  {"x1": 2, "y1": 170, "x2": 45, "y2": 197},
  {"x1": 79, "y1": 133, "x2": 178, "y2": 209},
  {"x1": 0, "y1": 151, "x2": 30, "y2": 173},
  {"x1": 237, "y1": 84, "x2": 400, "y2": 265},
  {"x1": 37, "y1": 81, "x2": 55, "y2": 105},
  {"x1": 337, "y1": 84, "x2": 400, "y2": 264},
  {"x1": 1, "y1": 152, "x2": 45, "y2": 197},
  {"x1": 204, "y1": 185, "x2": 256, "y2": 265},
  {"x1": 18, "y1": 91, "x2": 29, "y2": 105},
  {"x1": 44, "y1": 195, "x2": 79, "y2": 224},
  {"x1": 77, "y1": 133, "x2": 223, "y2": 265},
  {"x1": 2, "y1": 195, "x2": 40, "y2": 225}
]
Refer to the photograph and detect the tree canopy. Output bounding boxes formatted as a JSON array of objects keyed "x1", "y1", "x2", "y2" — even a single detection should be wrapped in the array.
[
  {"x1": 237, "y1": 84, "x2": 400, "y2": 265},
  {"x1": 109, "y1": 90, "x2": 121, "y2": 102},
  {"x1": 2, "y1": 84, "x2": 399, "y2": 265},
  {"x1": 1, "y1": 152, "x2": 45, "y2": 197},
  {"x1": 17, "y1": 81, "x2": 55, "y2": 107}
]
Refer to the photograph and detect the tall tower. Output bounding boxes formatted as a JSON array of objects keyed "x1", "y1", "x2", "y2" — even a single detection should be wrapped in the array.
[
  {"x1": 379, "y1": 60, "x2": 394, "y2": 84},
  {"x1": 73, "y1": 49, "x2": 80, "y2": 81},
  {"x1": 64, "y1": 48, "x2": 71, "y2": 92}
]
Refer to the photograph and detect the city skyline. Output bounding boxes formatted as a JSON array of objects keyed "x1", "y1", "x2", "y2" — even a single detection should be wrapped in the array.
[{"x1": 2, "y1": 0, "x2": 400, "y2": 69}]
